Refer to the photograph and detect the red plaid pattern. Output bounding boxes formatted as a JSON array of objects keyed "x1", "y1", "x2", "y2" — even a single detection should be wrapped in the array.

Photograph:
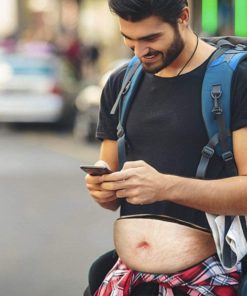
[{"x1": 94, "y1": 255, "x2": 240, "y2": 296}]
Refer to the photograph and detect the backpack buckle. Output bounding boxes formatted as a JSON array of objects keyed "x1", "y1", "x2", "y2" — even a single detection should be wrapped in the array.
[
  {"x1": 222, "y1": 151, "x2": 233, "y2": 162},
  {"x1": 235, "y1": 44, "x2": 246, "y2": 51},
  {"x1": 211, "y1": 84, "x2": 223, "y2": 114},
  {"x1": 202, "y1": 146, "x2": 215, "y2": 159}
]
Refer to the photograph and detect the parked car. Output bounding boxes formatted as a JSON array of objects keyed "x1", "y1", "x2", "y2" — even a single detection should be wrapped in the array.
[
  {"x1": 73, "y1": 59, "x2": 129, "y2": 142},
  {"x1": 0, "y1": 52, "x2": 76, "y2": 128}
]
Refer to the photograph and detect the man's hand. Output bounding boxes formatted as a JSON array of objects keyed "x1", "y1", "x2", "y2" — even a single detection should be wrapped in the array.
[
  {"x1": 101, "y1": 160, "x2": 165, "y2": 205},
  {"x1": 85, "y1": 160, "x2": 119, "y2": 210}
]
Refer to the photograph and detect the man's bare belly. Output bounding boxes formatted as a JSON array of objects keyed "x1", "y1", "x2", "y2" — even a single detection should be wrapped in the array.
[{"x1": 114, "y1": 215, "x2": 216, "y2": 274}]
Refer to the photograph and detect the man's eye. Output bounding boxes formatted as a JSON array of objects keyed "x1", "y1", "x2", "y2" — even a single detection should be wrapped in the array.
[{"x1": 144, "y1": 36, "x2": 158, "y2": 42}]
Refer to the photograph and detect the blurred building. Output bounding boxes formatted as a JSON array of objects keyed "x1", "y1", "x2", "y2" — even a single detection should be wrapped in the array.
[{"x1": 0, "y1": 0, "x2": 81, "y2": 40}]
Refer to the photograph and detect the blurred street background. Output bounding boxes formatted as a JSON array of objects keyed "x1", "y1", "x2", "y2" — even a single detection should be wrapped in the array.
[{"x1": 0, "y1": 0, "x2": 246, "y2": 295}]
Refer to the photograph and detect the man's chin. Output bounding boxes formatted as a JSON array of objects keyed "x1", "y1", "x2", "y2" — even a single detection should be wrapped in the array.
[{"x1": 142, "y1": 63, "x2": 162, "y2": 74}]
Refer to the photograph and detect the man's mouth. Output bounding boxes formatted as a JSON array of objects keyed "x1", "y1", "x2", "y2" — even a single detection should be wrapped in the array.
[{"x1": 142, "y1": 52, "x2": 160, "y2": 62}]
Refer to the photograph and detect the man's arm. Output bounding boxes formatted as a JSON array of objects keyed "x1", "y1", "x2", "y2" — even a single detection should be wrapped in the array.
[
  {"x1": 85, "y1": 139, "x2": 120, "y2": 211},
  {"x1": 101, "y1": 126, "x2": 247, "y2": 215},
  {"x1": 99, "y1": 139, "x2": 119, "y2": 172},
  {"x1": 166, "y1": 126, "x2": 247, "y2": 215}
]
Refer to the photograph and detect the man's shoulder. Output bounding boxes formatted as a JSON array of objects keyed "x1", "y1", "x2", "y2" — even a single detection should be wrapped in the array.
[
  {"x1": 232, "y1": 58, "x2": 247, "y2": 86},
  {"x1": 236, "y1": 58, "x2": 247, "y2": 73},
  {"x1": 103, "y1": 61, "x2": 131, "y2": 97},
  {"x1": 108, "y1": 62, "x2": 129, "y2": 84}
]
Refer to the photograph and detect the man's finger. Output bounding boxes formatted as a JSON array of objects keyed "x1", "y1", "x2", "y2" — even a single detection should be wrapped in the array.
[
  {"x1": 86, "y1": 183, "x2": 102, "y2": 191},
  {"x1": 101, "y1": 180, "x2": 128, "y2": 191},
  {"x1": 91, "y1": 190, "x2": 116, "y2": 200},
  {"x1": 102, "y1": 171, "x2": 128, "y2": 182},
  {"x1": 123, "y1": 160, "x2": 146, "y2": 169},
  {"x1": 85, "y1": 174, "x2": 103, "y2": 184}
]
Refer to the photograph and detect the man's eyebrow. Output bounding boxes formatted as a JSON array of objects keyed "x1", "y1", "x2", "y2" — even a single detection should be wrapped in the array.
[{"x1": 120, "y1": 32, "x2": 162, "y2": 41}]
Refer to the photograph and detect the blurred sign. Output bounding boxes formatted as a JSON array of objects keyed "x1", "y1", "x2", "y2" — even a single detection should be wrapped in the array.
[
  {"x1": 202, "y1": 0, "x2": 218, "y2": 34},
  {"x1": 201, "y1": 0, "x2": 247, "y2": 36},
  {"x1": 235, "y1": 0, "x2": 247, "y2": 36}
]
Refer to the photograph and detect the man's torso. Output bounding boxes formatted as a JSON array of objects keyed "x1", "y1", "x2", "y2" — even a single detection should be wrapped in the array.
[{"x1": 96, "y1": 56, "x2": 247, "y2": 273}]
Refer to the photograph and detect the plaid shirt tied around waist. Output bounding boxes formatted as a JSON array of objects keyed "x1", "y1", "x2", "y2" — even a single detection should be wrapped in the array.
[{"x1": 94, "y1": 255, "x2": 241, "y2": 296}]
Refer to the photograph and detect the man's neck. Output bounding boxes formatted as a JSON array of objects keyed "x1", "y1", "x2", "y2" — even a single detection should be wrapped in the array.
[{"x1": 156, "y1": 33, "x2": 215, "y2": 78}]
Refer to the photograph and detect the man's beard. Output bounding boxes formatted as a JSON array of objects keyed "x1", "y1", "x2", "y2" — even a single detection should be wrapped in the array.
[{"x1": 141, "y1": 31, "x2": 185, "y2": 74}]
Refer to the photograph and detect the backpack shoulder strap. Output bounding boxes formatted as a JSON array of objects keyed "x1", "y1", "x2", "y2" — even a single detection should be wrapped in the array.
[
  {"x1": 110, "y1": 56, "x2": 144, "y2": 169},
  {"x1": 197, "y1": 44, "x2": 247, "y2": 269},
  {"x1": 196, "y1": 47, "x2": 247, "y2": 180},
  {"x1": 110, "y1": 56, "x2": 142, "y2": 116}
]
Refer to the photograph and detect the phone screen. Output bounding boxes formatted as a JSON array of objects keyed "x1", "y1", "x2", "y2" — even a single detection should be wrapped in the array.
[{"x1": 80, "y1": 165, "x2": 112, "y2": 176}]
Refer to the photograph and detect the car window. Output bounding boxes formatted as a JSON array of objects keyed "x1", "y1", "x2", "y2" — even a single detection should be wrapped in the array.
[{"x1": 0, "y1": 54, "x2": 57, "y2": 77}]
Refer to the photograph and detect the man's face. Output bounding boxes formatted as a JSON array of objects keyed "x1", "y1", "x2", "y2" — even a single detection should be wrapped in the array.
[{"x1": 119, "y1": 16, "x2": 185, "y2": 74}]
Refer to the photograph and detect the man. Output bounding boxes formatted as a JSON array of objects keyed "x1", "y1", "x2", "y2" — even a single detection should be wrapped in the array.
[{"x1": 85, "y1": 0, "x2": 247, "y2": 295}]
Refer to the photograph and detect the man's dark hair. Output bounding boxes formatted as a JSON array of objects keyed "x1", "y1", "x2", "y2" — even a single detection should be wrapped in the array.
[{"x1": 108, "y1": 0, "x2": 188, "y2": 25}]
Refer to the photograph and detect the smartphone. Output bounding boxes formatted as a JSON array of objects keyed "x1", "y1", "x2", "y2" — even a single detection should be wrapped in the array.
[{"x1": 80, "y1": 165, "x2": 112, "y2": 176}]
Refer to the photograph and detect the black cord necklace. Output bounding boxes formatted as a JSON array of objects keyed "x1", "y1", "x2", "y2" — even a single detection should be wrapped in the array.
[{"x1": 176, "y1": 34, "x2": 199, "y2": 76}]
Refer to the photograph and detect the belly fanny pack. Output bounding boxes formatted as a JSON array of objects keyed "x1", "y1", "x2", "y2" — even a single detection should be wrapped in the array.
[{"x1": 110, "y1": 37, "x2": 247, "y2": 269}]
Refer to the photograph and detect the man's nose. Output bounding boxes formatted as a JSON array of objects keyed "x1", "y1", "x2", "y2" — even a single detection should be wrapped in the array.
[{"x1": 133, "y1": 42, "x2": 148, "y2": 59}]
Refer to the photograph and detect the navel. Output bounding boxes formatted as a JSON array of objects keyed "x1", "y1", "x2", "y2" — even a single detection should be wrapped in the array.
[{"x1": 137, "y1": 241, "x2": 150, "y2": 249}]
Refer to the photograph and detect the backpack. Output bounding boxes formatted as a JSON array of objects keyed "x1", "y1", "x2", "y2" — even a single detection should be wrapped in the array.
[{"x1": 110, "y1": 36, "x2": 247, "y2": 271}]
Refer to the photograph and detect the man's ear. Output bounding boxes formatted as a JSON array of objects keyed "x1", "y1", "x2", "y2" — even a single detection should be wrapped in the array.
[{"x1": 178, "y1": 7, "x2": 190, "y2": 26}]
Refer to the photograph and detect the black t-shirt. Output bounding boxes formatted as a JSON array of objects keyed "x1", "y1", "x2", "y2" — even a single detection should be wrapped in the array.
[{"x1": 96, "y1": 57, "x2": 247, "y2": 230}]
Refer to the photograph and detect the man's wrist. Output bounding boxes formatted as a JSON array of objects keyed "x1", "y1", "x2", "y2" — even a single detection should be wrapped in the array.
[{"x1": 157, "y1": 173, "x2": 184, "y2": 202}]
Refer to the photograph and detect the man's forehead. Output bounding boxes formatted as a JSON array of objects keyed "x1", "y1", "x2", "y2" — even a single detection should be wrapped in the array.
[{"x1": 118, "y1": 16, "x2": 169, "y2": 40}]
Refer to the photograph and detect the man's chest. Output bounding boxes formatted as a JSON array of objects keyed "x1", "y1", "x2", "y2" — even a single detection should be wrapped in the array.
[{"x1": 125, "y1": 76, "x2": 208, "y2": 149}]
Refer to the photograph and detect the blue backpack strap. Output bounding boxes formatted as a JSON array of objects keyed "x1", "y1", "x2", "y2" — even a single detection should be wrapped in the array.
[
  {"x1": 196, "y1": 48, "x2": 247, "y2": 179},
  {"x1": 197, "y1": 47, "x2": 247, "y2": 269},
  {"x1": 110, "y1": 56, "x2": 144, "y2": 169}
]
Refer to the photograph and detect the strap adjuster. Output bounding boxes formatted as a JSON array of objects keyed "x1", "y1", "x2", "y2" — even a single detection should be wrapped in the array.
[
  {"x1": 222, "y1": 151, "x2": 233, "y2": 162},
  {"x1": 117, "y1": 128, "x2": 124, "y2": 138},
  {"x1": 202, "y1": 146, "x2": 215, "y2": 159},
  {"x1": 211, "y1": 84, "x2": 223, "y2": 114},
  {"x1": 122, "y1": 81, "x2": 131, "y2": 95}
]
